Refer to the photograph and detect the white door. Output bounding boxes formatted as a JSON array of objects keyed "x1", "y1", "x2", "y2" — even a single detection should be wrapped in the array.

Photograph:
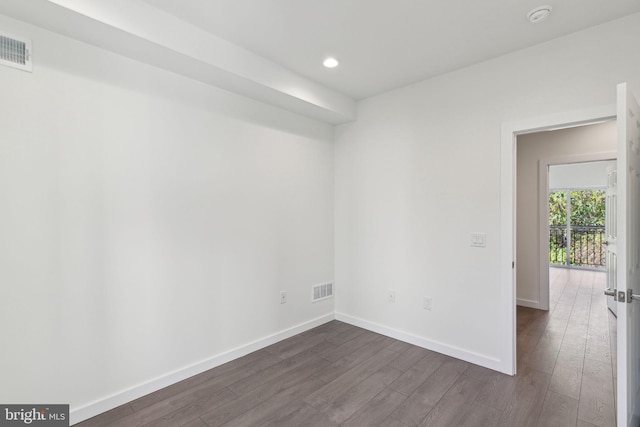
[
  {"x1": 615, "y1": 82, "x2": 640, "y2": 427},
  {"x1": 605, "y1": 165, "x2": 618, "y2": 316}
]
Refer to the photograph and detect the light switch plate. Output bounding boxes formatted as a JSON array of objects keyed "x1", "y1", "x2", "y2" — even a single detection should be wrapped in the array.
[{"x1": 470, "y1": 233, "x2": 486, "y2": 247}]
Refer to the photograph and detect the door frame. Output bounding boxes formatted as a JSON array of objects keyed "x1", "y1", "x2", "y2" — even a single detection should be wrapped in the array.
[
  {"x1": 500, "y1": 104, "x2": 616, "y2": 375},
  {"x1": 537, "y1": 153, "x2": 616, "y2": 311}
]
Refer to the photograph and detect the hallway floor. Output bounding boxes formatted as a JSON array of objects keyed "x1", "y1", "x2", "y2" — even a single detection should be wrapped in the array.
[{"x1": 517, "y1": 267, "x2": 616, "y2": 427}]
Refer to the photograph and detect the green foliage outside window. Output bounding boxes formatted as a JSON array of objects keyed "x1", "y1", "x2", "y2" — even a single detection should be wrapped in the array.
[
  {"x1": 549, "y1": 189, "x2": 606, "y2": 268},
  {"x1": 549, "y1": 191, "x2": 567, "y2": 226},
  {"x1": 569, "y1": 190, "x2": 605, "y2": 226}
]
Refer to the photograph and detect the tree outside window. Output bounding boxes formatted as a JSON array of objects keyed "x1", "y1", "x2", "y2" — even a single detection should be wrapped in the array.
[{"x1": 549, "y1": 189, "x2": 605, "y2": 268}]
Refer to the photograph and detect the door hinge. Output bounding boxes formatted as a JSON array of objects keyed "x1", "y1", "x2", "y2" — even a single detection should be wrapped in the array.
[{"x1": 512, "y1": 261, "x2": 515, "y2": 269}]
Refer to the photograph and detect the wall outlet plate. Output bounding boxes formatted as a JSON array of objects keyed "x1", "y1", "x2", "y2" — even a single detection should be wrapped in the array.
[
  {"x1": 423, "y1": 296, "x2": 432, "y2": 310},
  {"x1": 280, "y1": 291, "x2": 287, "y2": 304},
  {"x1": 388, "y1": 289, "x2": 396, "y2": 303}
]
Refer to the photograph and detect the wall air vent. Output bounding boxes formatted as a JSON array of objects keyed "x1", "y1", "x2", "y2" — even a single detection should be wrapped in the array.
[
  {"x1": 0, "y1": 32, "x2": 32, "y2": 72},
  {"x1": 312, "y1": 282, "x2": 334, "y2": 302}
]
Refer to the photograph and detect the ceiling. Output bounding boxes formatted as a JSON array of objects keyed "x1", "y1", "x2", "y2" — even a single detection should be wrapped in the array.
[
  {"x1": 1, "y1": 0, "x2": 640, "y2": 123},
  {"x1": 142, "y1": 0, "x2": 640, "y2": 100}
]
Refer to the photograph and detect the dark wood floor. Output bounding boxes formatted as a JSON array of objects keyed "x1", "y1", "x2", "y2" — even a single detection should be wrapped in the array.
[{"x1": 77, "y1": 268, "x2": 616, "y2": 427}]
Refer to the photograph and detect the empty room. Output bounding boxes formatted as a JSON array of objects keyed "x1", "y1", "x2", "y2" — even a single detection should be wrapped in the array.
[{"x1": 1, "y1": 1, "x2": 640, "y2": 426}]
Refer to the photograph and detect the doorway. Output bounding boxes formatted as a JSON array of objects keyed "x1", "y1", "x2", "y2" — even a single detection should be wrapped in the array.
[
  {"x1": 502, "y1": 85, "x2": 640, "y2": 426},
  {"x1": 498, "y1": 104, "x2": 617, "y2": 375},
  {"x1": 513, "y1": 122, "x2": 618, "y2": 425},
  {"x1": 515, "y1": 121, "x2": 617, "y2": 312}
]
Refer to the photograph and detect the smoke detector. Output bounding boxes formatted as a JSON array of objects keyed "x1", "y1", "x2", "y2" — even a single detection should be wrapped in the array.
[{"x1": 527, "y1": 5, "x2": 552, "y2": 23}]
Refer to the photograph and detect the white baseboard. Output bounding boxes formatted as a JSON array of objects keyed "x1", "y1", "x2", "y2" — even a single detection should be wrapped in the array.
[
  {"x1": 335, "y1": 312, "x2": 504, "y2": 373},
  {"x1": 70, "y1": 312, "x2": 335, "y2": 425},
  {"x1": 72, "y1": 311, "x2": 511, "y2": 424},
  {"x1": 516, "y1": 298, "x2": 543, "y2": 309}
]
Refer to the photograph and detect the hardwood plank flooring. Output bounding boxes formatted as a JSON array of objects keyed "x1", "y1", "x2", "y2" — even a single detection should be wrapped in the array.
[{"x1": 77, "y1": 268, "x2": 615, "y2": 427}]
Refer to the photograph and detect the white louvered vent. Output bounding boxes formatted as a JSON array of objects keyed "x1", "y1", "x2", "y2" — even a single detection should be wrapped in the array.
[
  {"x1": 0, "y1": 32, "x2": 32, "y2": 72},
  {"x1": 312, "y1": 282, "x2": 333, "y2": 302}
]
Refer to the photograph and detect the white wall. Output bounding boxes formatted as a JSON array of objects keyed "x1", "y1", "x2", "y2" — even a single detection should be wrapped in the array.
[
  {"x1": 0, "y1": 15, "x2": 335, "y2": 422},
  {"x1": 516, "y1": 123, "x2": 616, "y2": 307},
  {"x1": 334, "y1": 13, "x2": 640, "y2": 369},
  {"x1": 549, "y1": 160, "x2": 615, "y2": 189}
]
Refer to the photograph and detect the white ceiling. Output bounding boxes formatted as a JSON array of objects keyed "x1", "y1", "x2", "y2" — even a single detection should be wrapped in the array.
[
  {"x1": 1, "y1": 0, "x2": 639, "y2": 123},
  {"x1": 143, "y1": 0, "x2": 640, "y2": 100}
]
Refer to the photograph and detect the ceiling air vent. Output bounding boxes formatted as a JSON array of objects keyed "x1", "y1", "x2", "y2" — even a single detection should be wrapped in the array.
[
  {"x1": 312, "y1": 282, "x2": 334, "y2": 303},
  {"x1": 0, "y1": 32, "x2": 32, "y2": 72}
]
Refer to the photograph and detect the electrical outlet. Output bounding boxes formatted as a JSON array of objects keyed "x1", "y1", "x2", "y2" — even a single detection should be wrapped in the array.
[
  {"x1": 423, "y1": 296, "x2": 432, "y2": 310},
  {"x1": 388, "y1": 289, "x2": 396, "y2": 303},
  {"x1": 280, "y1": 291, "x2": 287, "y2": 304}
]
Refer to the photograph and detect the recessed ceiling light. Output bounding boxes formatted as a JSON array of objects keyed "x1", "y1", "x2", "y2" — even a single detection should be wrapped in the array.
[
  {"x1": 527, "y1": 5, "x2": 552, "y2": 23},
  {"x1": 323, "y1": 57, "x2": 339, "y2": 68}
]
